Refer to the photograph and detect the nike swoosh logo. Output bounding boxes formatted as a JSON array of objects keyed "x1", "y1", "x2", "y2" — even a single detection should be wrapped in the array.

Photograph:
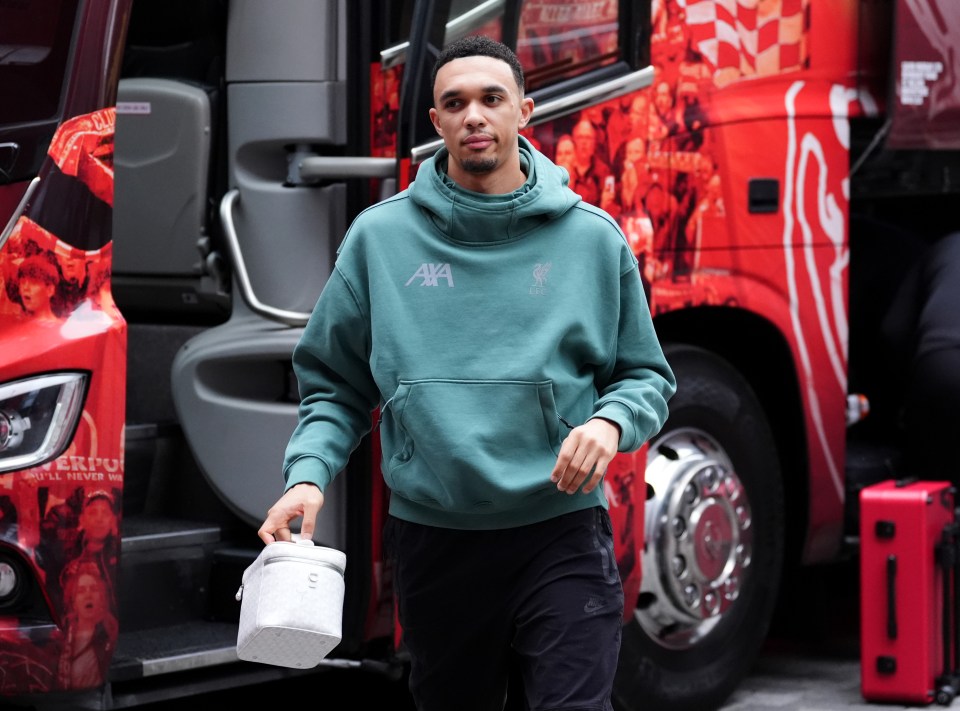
[{"x1": 584, "y1": 597, "x2": 605, "y2": 614}]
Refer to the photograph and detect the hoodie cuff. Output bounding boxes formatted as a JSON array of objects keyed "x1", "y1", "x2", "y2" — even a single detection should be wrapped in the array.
[
  {"x1": 591, "y1": 401, "x2": 637, "y2": 452},
  {"x1": 284, "y1": 456, "x2": 334, "y2": 493}
]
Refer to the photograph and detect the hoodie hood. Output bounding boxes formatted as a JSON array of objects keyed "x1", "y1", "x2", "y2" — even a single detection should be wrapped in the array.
[{"x1": 408, "y1": 135, "x2": 582, "y2": 244}]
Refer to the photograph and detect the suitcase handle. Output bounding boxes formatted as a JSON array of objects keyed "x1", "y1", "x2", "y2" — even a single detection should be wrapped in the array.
[{"x1": 887, "y1": 554, "x2": 898, "y2": 640}]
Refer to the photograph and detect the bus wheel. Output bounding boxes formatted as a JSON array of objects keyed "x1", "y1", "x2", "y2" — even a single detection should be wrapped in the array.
[{"x1": 614, "y1": 345, "x2": 785, "y2": 711}]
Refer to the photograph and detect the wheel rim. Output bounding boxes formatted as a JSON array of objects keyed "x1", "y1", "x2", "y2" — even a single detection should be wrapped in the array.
[{"x1": 636, "y1": 427, "x2": 754, "y2": 650}]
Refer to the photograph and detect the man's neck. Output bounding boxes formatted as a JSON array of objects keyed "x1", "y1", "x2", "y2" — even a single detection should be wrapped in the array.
[{"x1": 446, "y1": 160, "x2": 526, "y2": 194}]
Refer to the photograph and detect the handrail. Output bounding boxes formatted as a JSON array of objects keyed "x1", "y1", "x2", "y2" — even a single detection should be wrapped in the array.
[
  {"x1": 411, "y1": 65, "x2": 655, "y2": 164},
  {"x1": 219, "y1": 189, "x2": 312, "y2": 327},
  {"x1": 297, "y1": 156, "x2": 397, "y2": 181},
  {"x1": 380, "y1": 0, "x2": 505, "y2": 69}
]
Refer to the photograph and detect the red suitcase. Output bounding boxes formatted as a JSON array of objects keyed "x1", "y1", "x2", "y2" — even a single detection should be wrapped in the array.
[{"x1": 860, "y1": 480, "x2": 958, "y2": 705}]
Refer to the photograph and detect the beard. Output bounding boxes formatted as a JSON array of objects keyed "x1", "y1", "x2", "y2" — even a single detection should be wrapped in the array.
[{"x1": 461, "y1": 156, "x2": 498, "y2": 174}]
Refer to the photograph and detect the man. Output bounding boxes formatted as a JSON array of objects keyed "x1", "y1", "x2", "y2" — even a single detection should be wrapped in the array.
[
  {"x1": 553, "y1": 133, "x2": 576, "y2": 187},
  {"x1": 259, "y1": 36, "x2": 675, "y2": 711},
  {"x1": 54, "y1": 246, "x2": 91, "y2": 317},
  {"x1": 569, "y1": 117, "x2": 613, "y2": 208},
  {"x1": 883, "y1": 232, "x2": 960, "y2": 485}
]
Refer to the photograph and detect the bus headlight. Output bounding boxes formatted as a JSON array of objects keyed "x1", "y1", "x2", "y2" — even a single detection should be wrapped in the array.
[
  {"x1": 0, "y1": 373, "x2": 87, "y2": 474},
  {"x1": 0, "y1": 409, "x2": 29, "y2": 450},
  {"x1": 0, "y1": 558, "x2": 21, "y2": 604}
]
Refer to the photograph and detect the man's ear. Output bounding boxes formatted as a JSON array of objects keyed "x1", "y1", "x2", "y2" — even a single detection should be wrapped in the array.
[
  {"x1": 518, "y1": 97, "x2": 535, "y2": 129},
  {"x1": 429, "y1": 107, "x2": 442, "y2": 136}
]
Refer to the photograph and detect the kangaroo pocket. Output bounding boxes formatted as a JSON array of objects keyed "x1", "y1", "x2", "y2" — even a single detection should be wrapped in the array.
[{"x1": 384, "y1": 379, "x2": 564, "y2": 512}]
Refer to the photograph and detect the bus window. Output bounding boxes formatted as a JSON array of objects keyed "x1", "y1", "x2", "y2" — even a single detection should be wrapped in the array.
[
  {"x1": 517, "y1": 0, "x2": 619, "y2": 91},
  {"x1": 381, "y1": 0, "x2": 503, "y2": 70},
  {"x1": 0, "y1": 0, "x2": 78, "y2": 126},
  {"x1": 0, "y1": 0, "x2": 79, "y2": 184},
  {"x1": 427, "y1": 0, "x2": 627, "y2": 88},
  {"x1": 443, "y1": 0, "x2": 505, "y2": 44}
]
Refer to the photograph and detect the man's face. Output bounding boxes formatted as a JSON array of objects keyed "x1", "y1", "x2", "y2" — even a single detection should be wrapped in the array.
[
  {"x1": 60, "y1": 258, "x2": 87, "y2": 286},
  {"x1": 429, "y1": 55, "x2": 533, "y2": 189},
  {"x1": 19, "y1": 278, "x2": 54, "y2": 314},
  {"x1": 572, "y1": 122, "x2": 596, "y2": 161},
  {"x1": 555, "y1": 137, "x2": 576, "y2": 170},
  {"x1": 80, "y1": 498, "x2": 115, "y2": 543},
  {"x1": 655, "y1": 82, "x2": 673, "y2": 113},
  {"x1": 74, "y1": 573, "x2": 107, "y2": 624},
  {"x1": 629, "y1": 95, "x2": 649, "y2": 131},
  {"x1": 625, "y1": 137, "x2": 646, "y2": 164}
]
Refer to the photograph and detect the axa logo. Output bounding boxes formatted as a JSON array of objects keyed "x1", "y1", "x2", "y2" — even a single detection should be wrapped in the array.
[{"x1": 405, "y1": 263, "x2": 454, "y2": 287}]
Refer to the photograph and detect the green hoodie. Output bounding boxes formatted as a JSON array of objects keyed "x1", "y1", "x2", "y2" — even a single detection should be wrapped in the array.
[{"x1": 283, "y1": 137, "x2": 675, "y2": 529}]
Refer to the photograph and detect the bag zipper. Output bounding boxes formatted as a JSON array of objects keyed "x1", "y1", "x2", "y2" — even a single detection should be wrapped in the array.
[
  {"x1": 236, "y1": 556, "x2": 344, "y2": 602},
  {"x1": 264, "y1": 555, "x2": 344, "y2": 575}
]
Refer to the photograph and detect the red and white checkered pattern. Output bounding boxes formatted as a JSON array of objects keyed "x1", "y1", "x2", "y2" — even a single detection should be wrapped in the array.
[{"x1": 681, "y1": 0, "x2": 808, "y2": 78}]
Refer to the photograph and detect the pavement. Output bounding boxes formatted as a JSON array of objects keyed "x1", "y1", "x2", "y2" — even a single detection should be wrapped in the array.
[
  {"x1": 721, "y1": 650, "x2": 960, "y2": 710},
  {"x1": 721, "y1": 653, "x2": 884, "y2": 710},
  {"x1": 719, "y1": 559, "x2": 959, "y2": 711}
]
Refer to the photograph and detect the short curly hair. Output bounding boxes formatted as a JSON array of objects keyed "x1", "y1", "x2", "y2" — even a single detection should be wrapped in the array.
[
  {"x1": 431, "y1": 35, "x2": 525, "y2": 95},
  {"x1": 18, "y1": 257, "x2": 59, "y2": 285}
]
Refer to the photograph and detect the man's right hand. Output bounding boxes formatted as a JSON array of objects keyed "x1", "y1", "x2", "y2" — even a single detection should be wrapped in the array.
[{"x1": 258, "y1": 482, "x2": 324, "y2": 544}]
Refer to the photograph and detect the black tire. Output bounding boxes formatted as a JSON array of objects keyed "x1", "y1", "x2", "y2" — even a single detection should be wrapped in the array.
[{"x1": 613, "y1": 345, "x2": 785, "y2": 711}]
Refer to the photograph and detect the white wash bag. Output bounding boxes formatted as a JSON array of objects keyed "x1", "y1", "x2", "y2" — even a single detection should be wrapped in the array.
[{"x1": 236, "y1": 539, "x2": 346, "y2": 668}]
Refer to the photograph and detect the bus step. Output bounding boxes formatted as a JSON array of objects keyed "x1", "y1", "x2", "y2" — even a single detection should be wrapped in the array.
[
  {"x1": 110, "y1": 621, "x2": 239, "y2": 683},
  {"x1": 117, "y1": 516, "x2": 223, "y2": 633}
]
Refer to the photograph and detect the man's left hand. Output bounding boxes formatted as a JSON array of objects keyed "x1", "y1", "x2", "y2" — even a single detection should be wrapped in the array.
[{"x1": 550, "y1": 418, "x2": 621, "y2": 495}]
